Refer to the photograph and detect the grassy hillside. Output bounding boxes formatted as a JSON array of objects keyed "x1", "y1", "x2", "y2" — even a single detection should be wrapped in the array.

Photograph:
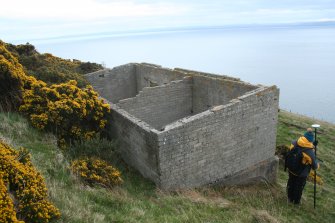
[{"x1": 0, "y1": 111, "x2": 334, "y2": 223}]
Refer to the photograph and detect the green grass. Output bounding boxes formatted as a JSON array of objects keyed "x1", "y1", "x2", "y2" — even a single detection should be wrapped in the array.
[{"x1": 1, "y1": 111, "x2": 334, "y2": 223}]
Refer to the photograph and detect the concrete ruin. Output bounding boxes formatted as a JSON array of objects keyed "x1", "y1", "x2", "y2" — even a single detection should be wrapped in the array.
[{"x1": 85, "y1": 63, "x2": 280, "y2": 190}]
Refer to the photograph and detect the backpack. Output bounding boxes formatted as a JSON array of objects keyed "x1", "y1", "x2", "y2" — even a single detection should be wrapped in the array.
[{"x1": 284, "y1": 141, "x2": 307, "y2": 175}]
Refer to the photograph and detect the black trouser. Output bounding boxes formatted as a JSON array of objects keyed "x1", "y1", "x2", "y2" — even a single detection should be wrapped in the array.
[{"x1": 287, "y1": 172, "x2": 307, "y2": 204}]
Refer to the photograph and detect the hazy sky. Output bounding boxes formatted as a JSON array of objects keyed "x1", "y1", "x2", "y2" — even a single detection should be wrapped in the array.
[{"x1": 1, "y1": 0, "x2": 335, "y2": 43}]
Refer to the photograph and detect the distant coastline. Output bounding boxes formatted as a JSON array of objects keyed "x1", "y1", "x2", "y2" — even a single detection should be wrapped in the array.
[{"x1": 11, "y1": 20, "x2": 335, "y2": 45}]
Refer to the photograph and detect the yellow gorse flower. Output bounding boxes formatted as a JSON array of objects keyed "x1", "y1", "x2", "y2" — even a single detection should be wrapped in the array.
[
  {"x1": 0, "y1": 43, "x2": 27, "y2": 111},
  {"x1": 71, "y1": 157, "x2": 123, "y2": 188},
  {"x1": 19, "y1": 77, "x2": 110, "y2": 147},
  {"x1": 1, "y1": 42, "x2": 110, "y2": 147},
  {"x1": 0, "y1": 141, "x2": 61, "y2": 222}
]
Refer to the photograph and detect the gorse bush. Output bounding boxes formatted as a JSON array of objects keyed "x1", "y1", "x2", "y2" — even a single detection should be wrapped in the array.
[
  {"x1": 5, "y1": 42, "x2": 103, "y2": 86},
  {"x1": 0, "y1": 42, "x2": 110, "y2": 146},
  {"x1": 0, "y1": 42, "x2": 27, "y2": 111},
  {"x1": 0, "y1": 140, "x2": 60, "y2": 223},
  {"x1": 71, "y1": 157, "x2": 123, "y2": 188},
  {"x1": 0, "y1": 177, "x2": 23, "y2": 223},
  {"x1": 19, "y1": 79, "x2": 110, "y2": 147}
]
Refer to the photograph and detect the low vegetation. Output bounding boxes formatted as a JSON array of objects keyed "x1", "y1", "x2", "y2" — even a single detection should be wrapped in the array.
[
  {"x1": 4, "y1": 42, "x2": 102, "y2": 87},
  {"x1": 0, "y1": 40, "x2": 115, "y2": 222},
  {"x1": 71, "y1": 157, "x2": 123, "y2": 188},
  {"x1": 0, "y1": 140, "x2": 60, "y2": 223},
  {"x1": 0, "y1": 111, "x2": 334, "y2": 223},
  {"x1": 19, "y1": 79, "x2": 110, "y2": 147},
  {"x1": 0, "y1": 42, "x2": 28, "y2": 111},
  {"x1": 0, "y1": 41, "x2": 110, "y2": 147}
]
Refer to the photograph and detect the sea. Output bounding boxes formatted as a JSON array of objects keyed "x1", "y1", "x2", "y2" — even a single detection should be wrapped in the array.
[{"x1": 32, "y1": 25, "x2": 335, "y2": 124}]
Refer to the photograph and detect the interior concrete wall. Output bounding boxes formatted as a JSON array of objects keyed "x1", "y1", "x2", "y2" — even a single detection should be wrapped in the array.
[
  {"x1": 192, "y1": 76, "x2": 258, "y2": 114},
  {"x1": 133, "y1": 63, "x2": 258, "y2": 115},
  {"x1": 117, "y1": 77, "x2": 193, "y2": 130},
  {"x1": 135, "y1": 63, "x2": 185, "y2": 91},
  {"x1": 85, "y1": 64, "x2": 137, "y2": 103}
]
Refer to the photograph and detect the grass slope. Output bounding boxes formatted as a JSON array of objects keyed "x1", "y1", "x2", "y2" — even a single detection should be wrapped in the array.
[{"x1": 0, "y1": 111, "x2": 334, "y2": 223}]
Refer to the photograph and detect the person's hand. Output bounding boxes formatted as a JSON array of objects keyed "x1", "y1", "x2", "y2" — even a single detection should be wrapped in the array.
[{"x1": 313, "y1": 140, "x2": 318, "y2": 147}]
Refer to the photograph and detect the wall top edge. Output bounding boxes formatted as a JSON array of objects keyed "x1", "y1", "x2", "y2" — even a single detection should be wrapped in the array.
[
  {"x1": 84, "y1": 63, "x2": 269, "y2": 88},
  {"x1": 159, "y1": 85, "x2": 278, "y2": 134}
]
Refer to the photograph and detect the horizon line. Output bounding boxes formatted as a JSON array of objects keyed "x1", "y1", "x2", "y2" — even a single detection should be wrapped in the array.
[{"x1": 9, "y1": 20, "x2": 335, "y2": 45}]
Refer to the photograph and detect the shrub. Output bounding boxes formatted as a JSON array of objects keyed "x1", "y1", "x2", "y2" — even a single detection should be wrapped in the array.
[
  {"x1": 5, "y1": 42, "x2": 103, "y2": 86},
  {"x1": 19, "y1": 79, "x2": 110, "y2": 147},
  {"x1": 0, "y1": 177, "x2": 24, "y2": 223},
  {"x1": 15, "y1": 43, "x2": 37, "y2": 57},
  {"x1": 0, "y1": 140, "x2": 61, "y2": 223},
  {"x1": 71, "y1": 157, "x2": 123, "y2": 188},
  {"x1": 77, "y1": 61, "x2": 104, "y2": 74},
  {"x1": 1, "y1": 42, "x2": 110, "y2": 147},
  {"x1": 0, "y1": 42, "x2": 28, "y2": 111}
]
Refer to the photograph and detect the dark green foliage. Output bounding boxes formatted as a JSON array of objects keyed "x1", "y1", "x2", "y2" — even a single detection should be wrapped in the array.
[
  {"x1": 5, "y1": 42, "x2": 37, "y2": 57},
  {"x1": 15, "y1": 43, "x2": 37, "y2": 56},
  {"x1": 4, "y1": 42, "x2": 103, "y2": 87},
  {"x1": 67, "y1": 137, "x2": 119, "y2": 161},
  {"x1": 77, "y1": 61, "x2": 104, "y2": 74}
]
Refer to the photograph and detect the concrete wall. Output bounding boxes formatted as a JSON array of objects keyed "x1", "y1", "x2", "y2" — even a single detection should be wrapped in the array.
[
  {"x1": 174, "y1": 68, "x2": 240, "y2": 82},
  {"x1": 157, "y1": 86, "x2": 279, "y2": 189},
  {"x1": 117, "y1": 77, "x2": 193, "y2": 130},
  {"x1": 85, "y1": 64, "x2": 137, "y2": 103},
  {"x1": 134, "y1": 64, "x2": 241, "y2": 92},
  {"x1": 192, "y1": 76, "x2": 258, "y2": 114},
  {"x1": 135, "y1": 63, "x2": 185, "y2": 91},
  {"x1": 109, "y1": 103, "x2": 161, "y2": 184},
  {"x1": 85, "y1": 63, "x2": 280, "y2": 190}
]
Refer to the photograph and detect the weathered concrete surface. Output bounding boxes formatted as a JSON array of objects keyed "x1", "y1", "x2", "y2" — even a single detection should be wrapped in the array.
[
  {"x1": 157, "y1": 86, "x2": 279, "y2": 189},
  {"x1": 192, "y1": 75, "x2": 258, "y2": 114},
  {"x1": 217, "y1": 156, "x2": 279, "y2": 186},
  {"x1": 108, "y1": 103, "x2": 161, "y2": 184},
  {"x1": 85, "y1": 64, "x2": 136, "y2": 103},
  {"x1": 135, "y1": 63, "x2": 186, "y2": 91},
  {"x1": 117, "y1": 77, "x2": 193, "y2": 130},
  {"x1": 85, "y1": 63, "x2": 280, "y2": 190}
]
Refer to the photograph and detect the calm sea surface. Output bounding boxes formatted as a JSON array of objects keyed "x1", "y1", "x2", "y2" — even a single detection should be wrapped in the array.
[{"x1": 33, "y1": 26, "x2": 335, "y2": 123}]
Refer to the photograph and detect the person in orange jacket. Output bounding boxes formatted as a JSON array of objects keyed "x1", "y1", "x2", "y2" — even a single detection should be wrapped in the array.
[{"x1": 287, "y1": 128, "x2": 319, "y2": 204}]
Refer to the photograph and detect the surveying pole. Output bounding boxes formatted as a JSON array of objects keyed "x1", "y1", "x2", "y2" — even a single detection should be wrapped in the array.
[{"x1": 312, "y1": 124, "x2": 320, "y2": 209}]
